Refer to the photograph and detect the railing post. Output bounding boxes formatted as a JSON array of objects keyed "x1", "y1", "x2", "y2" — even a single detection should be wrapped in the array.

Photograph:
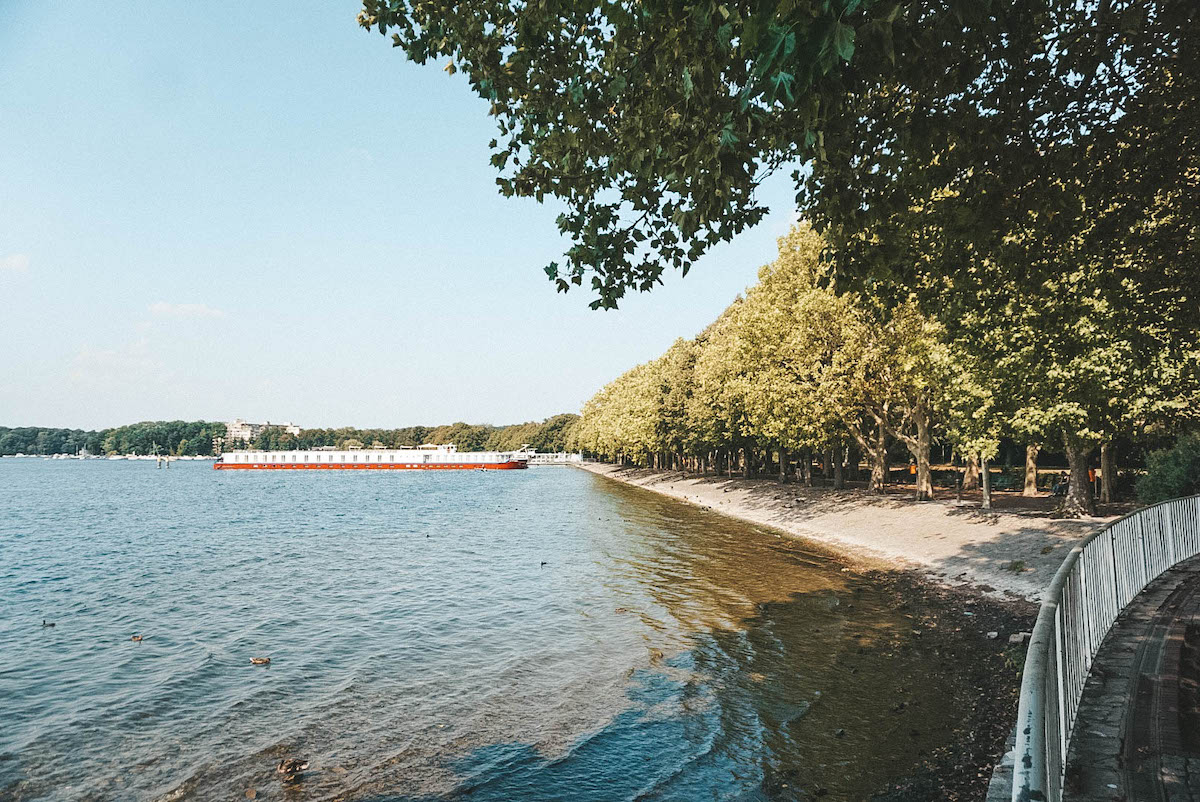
[
  {"x1": 1109, "y1": 530, "x2": 1121, "y2": 619},
  {"x1": 1138, "y1": 515, "x2": 1149, "y2": 592},
  {"x1": 1078, "y1": 556, "x2": 1092, "y2": 660},
  {"x1": 1166, "y1": 506, "x2": 1178, "y2": 565},
  {"x1": 1055, "y1": 603, "x2": 1068, "y2": 773}
]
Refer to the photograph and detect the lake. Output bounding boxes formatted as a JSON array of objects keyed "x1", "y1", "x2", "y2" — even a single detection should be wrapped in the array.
[{"x1": 1, "y1": 460, "x2": 993, "y2": 801}]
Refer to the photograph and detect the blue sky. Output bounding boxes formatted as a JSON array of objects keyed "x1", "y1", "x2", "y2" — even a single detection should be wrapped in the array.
[{"x1": 0, "y1": 1, "x2": 798, "y2": 430}]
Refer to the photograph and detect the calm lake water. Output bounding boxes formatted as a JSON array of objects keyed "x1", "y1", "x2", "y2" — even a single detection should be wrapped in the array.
[{"x1": 2, "y1": 460, "x2": 971, "y2": 801}]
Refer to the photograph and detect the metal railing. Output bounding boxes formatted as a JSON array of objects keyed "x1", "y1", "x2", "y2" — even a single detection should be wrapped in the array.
[{"x1": 1013, "y1": 494, "x2": 1200, "y2": 801}]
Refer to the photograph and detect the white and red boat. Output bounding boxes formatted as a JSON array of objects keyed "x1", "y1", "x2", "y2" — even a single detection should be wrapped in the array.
[{"x1": 213, "y1": 443, "x2": 529, "y2": 470}]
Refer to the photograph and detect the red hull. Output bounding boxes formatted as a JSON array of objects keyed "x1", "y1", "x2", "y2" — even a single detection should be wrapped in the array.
[{"x1": 214, "y1": 461, "x2": 527, "y2": 470}]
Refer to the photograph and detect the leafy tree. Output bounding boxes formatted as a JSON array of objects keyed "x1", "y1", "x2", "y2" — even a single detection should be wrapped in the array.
[
  {"x1": 798, "y1": 0, "x2": 1199, "y2": 515},
  {"x1": 362, "y1": 1, "x2": 1196, "y2": 317},
  {"x1": 691, "y1": 299, "x2": 753, "y2": 474},
  {"x1": 1137, "y1": 433, "x2": 1200, "y2": 504},
  {"x1": 733, "y1": 224, "x2": 859, "y2": 484},
  {"x1": 359, "y1": 0, "x2": 896, "y2": 308}
]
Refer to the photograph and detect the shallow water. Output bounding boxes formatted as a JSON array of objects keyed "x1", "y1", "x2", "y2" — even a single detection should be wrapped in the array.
[{"x1": 2, "y1": 461, "x2": 965, "y2": 801}]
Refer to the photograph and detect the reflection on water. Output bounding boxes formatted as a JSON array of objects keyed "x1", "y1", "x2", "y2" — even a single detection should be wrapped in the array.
[{"x1": 2, "y1": 462, "x2": 966, "y2": 801}]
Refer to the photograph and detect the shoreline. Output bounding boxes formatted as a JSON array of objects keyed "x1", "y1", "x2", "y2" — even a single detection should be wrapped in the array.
[
  {"x1": 578, "y1": 462, "x2": 1108, "y2": 601},
  {"x1": 579, "y1": 461, "x2": 1058, "y2": 800}
]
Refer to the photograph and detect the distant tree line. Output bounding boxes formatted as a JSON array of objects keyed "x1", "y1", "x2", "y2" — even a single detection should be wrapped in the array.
[
  {"x1": 0, "y1": 427, "x2": 106, "y2": 457},
  {"x1": 0, "y1": 421, "x2": 227, "y2": 457},
  {"x1": 0, "y1": 415, "x2": 580, "y2": 458}
]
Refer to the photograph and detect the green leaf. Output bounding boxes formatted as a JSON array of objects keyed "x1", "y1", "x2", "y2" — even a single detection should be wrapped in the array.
[
  {"x1": 716, "y1": 23, "x2": 733, "y2": 53},
  {"x1": 833, "y1": 22, "x2": 855, "y2": 62},
  {"x1": 769, "y1": 71, "x2": 795, "y2": 104},
  {"x1": 719, "y1": 122, "x2": 740, "y2": 150}
]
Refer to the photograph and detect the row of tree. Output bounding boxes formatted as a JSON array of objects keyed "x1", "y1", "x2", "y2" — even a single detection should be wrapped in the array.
[
  {"x1": 1, "y1": 415, "x2": 580, "y2": 458},
  {"x1": 571, "y1": 225, "x2": 1200, "y2": 516}
]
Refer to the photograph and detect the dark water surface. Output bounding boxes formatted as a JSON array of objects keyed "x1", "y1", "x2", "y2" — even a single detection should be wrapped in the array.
[{"x1": 2, "y1": 461, "x2": 965, "y2": 801}]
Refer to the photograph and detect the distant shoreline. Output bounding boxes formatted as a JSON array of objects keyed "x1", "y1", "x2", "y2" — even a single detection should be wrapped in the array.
[
  {"x1": 0, "y1": 454, "x2": 216, "y2": 460},
  {"x1": 578, "y1": 462, "x2": 1109, "y2": 601}
]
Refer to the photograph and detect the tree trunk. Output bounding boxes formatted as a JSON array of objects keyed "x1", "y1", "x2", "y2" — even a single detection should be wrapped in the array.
[
  {"x1": 833, "y1": 445, "x2": 845, "y2": 490},
  {"x1": 1101, "y1": 441, "x2": 1115, "y2": 504},
  {"x1": 1023, "y1": 444, "x2": 1040, "y2": 497},
  {"x1": 779, "y1": 445, "x2": 787, "y2": 483},
  {"x1": 823, "y1": 449, "x2": 834, "y2": 481},
  {"x1": 882, "y1": 431, "x2": 891, "y2": 488},
  {"x1": 1063, "y1": 437, "x2": 1096, "y2": 517},
  {"x1": 980, "y1": 454, "x2": 992, "y2": 510},
  {"x1": 963, "y1": 454, "x2": 980, "y2": 490},
  {"x1": 869, "y1": 424, "x2": 887, "y2": 494},
  {"x1": 802, "y1": 449, "x2": 813, "y2": 487},
  {"x1": 914, "y1": 409, "x2": 933, "y2": 501}
]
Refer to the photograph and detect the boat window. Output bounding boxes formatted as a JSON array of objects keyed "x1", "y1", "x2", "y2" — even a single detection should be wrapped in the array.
[{"x1": 304, "y1": 454, "x2": 309, "y2": 462}]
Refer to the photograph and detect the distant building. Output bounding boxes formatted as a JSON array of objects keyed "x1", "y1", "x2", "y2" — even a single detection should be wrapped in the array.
[{"x1": 215, "y1": 418, "x2": 302, "y2": 452}]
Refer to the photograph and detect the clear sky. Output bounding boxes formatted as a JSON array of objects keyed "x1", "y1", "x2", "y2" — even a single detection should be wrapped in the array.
[{"x1": 0, "y1": 1, "x2": 799, "y2": 430}]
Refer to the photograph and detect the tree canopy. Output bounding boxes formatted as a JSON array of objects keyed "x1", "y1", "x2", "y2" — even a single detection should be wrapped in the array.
[
  {"x1": 359, "y1": 0, "x2": 896, "y2": 307},
  {"x1": 360, "y1": 0, "x2": 1197, "y2": 311}
]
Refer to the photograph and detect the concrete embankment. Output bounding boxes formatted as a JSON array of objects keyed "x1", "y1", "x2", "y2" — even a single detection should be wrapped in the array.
[{"x1": 578, "y1": 462, "x2": 1109, "y2": 600}]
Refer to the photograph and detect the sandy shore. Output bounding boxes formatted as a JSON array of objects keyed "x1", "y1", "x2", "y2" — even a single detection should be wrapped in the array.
[{"x1": 579, "y1": 463, "x2": 1110, "y2": 600}]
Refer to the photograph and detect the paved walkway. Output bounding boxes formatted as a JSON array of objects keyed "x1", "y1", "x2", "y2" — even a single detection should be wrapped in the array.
[{"x1": 1065, "y1": 556, "x2": 1200, "y2": 801}]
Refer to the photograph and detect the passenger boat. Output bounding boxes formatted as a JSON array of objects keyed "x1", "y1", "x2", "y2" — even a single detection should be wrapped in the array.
[{"x1": 213, "y1": 443, "x2": 529, "y2": 470}]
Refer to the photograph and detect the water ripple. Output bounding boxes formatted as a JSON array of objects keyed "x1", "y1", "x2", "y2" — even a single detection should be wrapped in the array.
[{"x1": 3, "y1": 461, "x2": 975, "y2": 801}]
